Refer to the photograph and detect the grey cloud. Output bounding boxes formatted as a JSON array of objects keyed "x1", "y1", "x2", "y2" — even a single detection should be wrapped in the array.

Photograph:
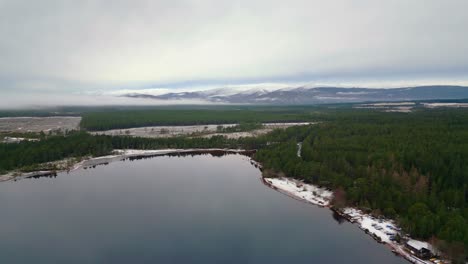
[{"x1": 0, "y1": 0, "x2": 467, "y2": 106}]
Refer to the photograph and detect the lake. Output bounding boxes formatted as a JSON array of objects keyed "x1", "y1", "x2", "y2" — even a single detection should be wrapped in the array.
[{"x1": 0, "y1": 154, "x2": 406, "y2": 263}]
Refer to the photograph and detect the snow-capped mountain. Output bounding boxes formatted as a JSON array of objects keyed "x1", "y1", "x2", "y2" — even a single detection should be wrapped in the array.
[{"x1": 124, "y1": 85, "x2": 468, "y2": 104}]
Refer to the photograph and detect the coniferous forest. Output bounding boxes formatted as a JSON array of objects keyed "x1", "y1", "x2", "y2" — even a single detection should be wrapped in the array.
[
  {"x1": 255, "y1": 109, "x2": 468, "y2": 259},
  {"x1": 0, "y1": 108, "x2": 467, "y2": 259}
]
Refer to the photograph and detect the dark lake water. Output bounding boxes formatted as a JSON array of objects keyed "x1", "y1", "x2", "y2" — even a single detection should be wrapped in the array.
[{"x1": 0, "y1": 154, "x2": 407, "y2": 264}]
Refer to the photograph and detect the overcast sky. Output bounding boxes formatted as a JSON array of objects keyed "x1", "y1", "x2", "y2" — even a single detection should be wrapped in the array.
[{"x1": 1, "y1": 0, "x2": 468, "y2": 107}]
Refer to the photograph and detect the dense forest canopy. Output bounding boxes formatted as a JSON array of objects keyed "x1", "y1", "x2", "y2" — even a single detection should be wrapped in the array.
[{"x1": 255, "y1": 109, "x2": 468, "y2": 260}]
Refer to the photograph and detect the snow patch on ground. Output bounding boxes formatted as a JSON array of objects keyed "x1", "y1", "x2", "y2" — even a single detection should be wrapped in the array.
[
  {"x1": 264, "y1": 177, "x2": 332, "y2": 207},
  {"x1": 1, "y1": 136, "x2": 39, "y2": 143},
  {"x1": 296, "y1": 142, "x2": 302, "y2": 157},
  {"x1": 359, "y1": 215, "x2": 398, "y2": 243},
  {"x1": 342, "y1": 207, "x2": 399, "y2": 243}
]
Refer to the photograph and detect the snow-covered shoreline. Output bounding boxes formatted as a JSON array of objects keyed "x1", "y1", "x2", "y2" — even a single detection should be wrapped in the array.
[
  {"x1": 263, "y1": 177, "x2": 332, "y2": 207},
  {"x1": 78, "y1": 148, "x2": 254, "y2": 169},
  {"x1": 0, "y1": 170, "x2": 58, "y2": 182},
  {"x1": 262, "y1": 177, "x2": 440, "y2": 264},
  {"x1": 0, "y1": 148, "x2": 254, "y2": 182}
]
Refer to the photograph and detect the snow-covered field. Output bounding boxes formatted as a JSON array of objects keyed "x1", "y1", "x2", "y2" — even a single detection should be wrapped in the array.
[
  {"x1": 92, "y1": 122, "x2": 313, "y2": 139},
  {"x1": 91, "y1": 124, "x2": 236, "y2": 137},
  {"x1": 354, "y1": 102, "x2": 415, "y2": 113},
  {"x1": 423, "y1": 102, "x2": 468, "y2": 108},
  {"x1": 263, "y1": 177, "x2": 332, "y2": 207},
  {"x1": 0, "y1": 116, "x2": 81, "y2": 132},
  {"x1": 360, "y1": 102, "x2": 416, "y2": 106}
]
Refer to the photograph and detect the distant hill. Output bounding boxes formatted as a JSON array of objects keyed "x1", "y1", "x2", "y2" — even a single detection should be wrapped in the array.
[{"x1": 124, "y1": 85, "x2": 468, "y2": 104}]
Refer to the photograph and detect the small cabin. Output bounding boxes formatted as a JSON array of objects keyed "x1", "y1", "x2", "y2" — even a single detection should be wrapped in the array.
[{"x1": 406, "y1": 239, "x2": 434, "y2": 259}]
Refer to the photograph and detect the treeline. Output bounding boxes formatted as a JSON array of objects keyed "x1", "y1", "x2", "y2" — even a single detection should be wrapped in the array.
[
  {"x1": 0, "y1": 131, "x2": 270, "y2": 174},
  {"x1": 0, "y1": 132, "x2": 113, "y2": 173},
  {"x1": 80, "y1": 109, "x2": 315, "y2": 131},
  {"x1": 255, "y1": 109, "x2": 468, "y2": 261},
  {"x1": 0, "y1": 122, "x2": 312, "y2": 174},
  {"x1": 216, "y1": 122, "x2": 264, "y2": 133}
]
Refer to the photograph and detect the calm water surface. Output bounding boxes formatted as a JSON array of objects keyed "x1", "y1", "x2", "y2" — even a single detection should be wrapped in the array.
[{"x1": 0, "y1": 154, "x2": 406, "y2": 263}]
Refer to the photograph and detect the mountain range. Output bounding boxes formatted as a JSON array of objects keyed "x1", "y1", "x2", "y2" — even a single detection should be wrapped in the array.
[{"x1": 124, "y1": 85, "x2": 468, "y2": 104}]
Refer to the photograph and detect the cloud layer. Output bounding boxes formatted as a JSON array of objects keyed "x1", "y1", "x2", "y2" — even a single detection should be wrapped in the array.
[{"x1": 1, "y1": 0, "x2": 468, "y2": 107}]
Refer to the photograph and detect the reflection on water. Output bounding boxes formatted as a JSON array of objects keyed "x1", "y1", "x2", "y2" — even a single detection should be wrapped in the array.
[
  {"x1": 332, "y1": 210, "x2": 347, "y2": 224},
  {"x1": 26, "y1": 173, "x2": 57, "y2": 180},
  {"x1": 0, "y1": 154, "x2": 406, "y2": 264}
]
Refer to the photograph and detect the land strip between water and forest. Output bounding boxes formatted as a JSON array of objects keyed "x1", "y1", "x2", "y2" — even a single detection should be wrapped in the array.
[{"x1": 0, "y1": 106, "x2": 467, "y2": 263}]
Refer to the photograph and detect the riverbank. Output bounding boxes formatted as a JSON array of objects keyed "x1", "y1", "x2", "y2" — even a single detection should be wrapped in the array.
[
  {"x1": 262, "y1": 176, "x2": 445, "y2": 264},
  {"x1": 0, "y1": 148, "x2": 255, "y2": 182}
]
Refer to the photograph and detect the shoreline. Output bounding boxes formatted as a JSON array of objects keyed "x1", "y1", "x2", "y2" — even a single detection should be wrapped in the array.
[
  {"x1": 262, "y1": 176, "x2": 438, "y2": 264},
  {"x1": 0, "y1": 148, "x2": 256, "y2": 182},
  {"x1": 0, "y1": 149, "x2": 442, "y2": 263},
  {"x1": 262, "y1": 177, "x2": 332, "y2": 207}
]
